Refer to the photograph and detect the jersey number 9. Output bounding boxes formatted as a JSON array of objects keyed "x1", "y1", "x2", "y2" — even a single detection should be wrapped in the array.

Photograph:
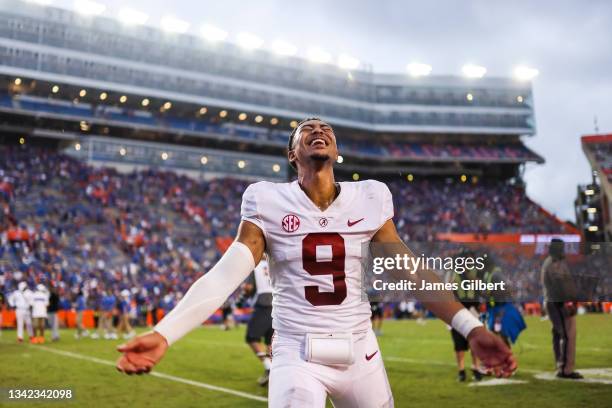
[{"x1": 302, "y1": 232, "x2": 347, "y2": 306}]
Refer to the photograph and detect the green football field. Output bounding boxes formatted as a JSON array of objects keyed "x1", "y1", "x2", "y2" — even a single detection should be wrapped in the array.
[{"x1": 1, "y1": 315, "x2": 611, "y2": 407}]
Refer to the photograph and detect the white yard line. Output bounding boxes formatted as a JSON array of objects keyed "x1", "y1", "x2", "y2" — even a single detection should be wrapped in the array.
[
  {"x1": 534, "y1": 369, "x2": 612, "y2": 385},
  {"x1": 468, "y1": 378, "x2": 528, "y2": 387},
  {"x1": 6, "y1": 341, "x2": 267, "y2": 403}
]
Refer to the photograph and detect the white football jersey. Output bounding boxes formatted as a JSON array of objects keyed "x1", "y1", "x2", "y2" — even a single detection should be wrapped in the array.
[
  {"x1": 241, "y1": 179, "x2": 394, "y2": 334},
  {"x1": 9, "y1": 289, "x2": 33, "y2": 311},
  {"x1": 32, "y1": 290, "x2": 49, "y2": 318}
]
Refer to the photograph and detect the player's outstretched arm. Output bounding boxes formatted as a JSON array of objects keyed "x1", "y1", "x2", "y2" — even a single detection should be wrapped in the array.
[
  {"x1": 116, "y1": 221, "x2": 265, "y2": 375},
  {"x1": 372, "y1": 220, "x2": 465, "y2": 321},
  {"x1": 372, "y1": 219, "x2": 516, "y2": 377}
]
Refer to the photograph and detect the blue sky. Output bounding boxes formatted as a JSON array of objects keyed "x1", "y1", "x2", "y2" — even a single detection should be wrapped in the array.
[{"x1": 51, "y1": 0, "x2": 612, "y2": 221}]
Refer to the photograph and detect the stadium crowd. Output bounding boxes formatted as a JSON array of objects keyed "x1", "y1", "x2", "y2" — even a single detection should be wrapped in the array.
[{"x1": 0, "y1": 145, "x2": 569, "y2": 337}]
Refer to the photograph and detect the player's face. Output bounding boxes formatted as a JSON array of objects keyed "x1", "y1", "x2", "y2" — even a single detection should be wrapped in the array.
[{"x1": 289, "y1": 120, "x2": 339, "y2": 170}]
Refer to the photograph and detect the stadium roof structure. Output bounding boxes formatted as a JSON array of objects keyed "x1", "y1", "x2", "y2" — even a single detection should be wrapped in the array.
[{"x1": 0, "y1": 0, "x2": 536, "y2": 136}]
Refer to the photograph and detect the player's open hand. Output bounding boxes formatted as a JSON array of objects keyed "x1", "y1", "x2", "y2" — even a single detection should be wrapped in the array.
[
  {"x1": 467, "y1": 327, "x2": 517, "y2": 378},
  {"x1": 116, "y1": 331, "x2": 168, "y2": 375}
]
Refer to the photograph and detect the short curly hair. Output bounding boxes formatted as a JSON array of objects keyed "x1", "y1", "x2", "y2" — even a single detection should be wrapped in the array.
[{"x1": 287, "y1": 117, "x2": 323, "y2": 170}]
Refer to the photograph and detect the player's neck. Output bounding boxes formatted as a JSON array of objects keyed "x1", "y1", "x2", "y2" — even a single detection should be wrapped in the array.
[{"x1": 298, "y1": 168, "x2": 338, "y2": 211}]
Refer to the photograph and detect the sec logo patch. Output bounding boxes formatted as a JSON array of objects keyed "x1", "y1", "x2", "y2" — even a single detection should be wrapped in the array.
[{"x1": 282, "y1": 214, "x2": 300, "y2": 232}]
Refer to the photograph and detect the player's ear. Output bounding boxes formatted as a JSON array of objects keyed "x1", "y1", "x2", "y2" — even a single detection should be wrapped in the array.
[{"x1": 287, "y1": 148, "x2": 297, "y2": 164}]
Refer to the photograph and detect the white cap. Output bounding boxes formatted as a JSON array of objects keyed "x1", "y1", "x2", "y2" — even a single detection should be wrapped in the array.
[{"x1": 18, "y1": 282, "x2": 27, "y2": 291}]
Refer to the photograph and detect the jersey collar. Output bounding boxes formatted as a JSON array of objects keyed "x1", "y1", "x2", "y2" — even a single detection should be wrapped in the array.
[{"x1": 291, "y1": 180, "x2": 349, "y2": 215}]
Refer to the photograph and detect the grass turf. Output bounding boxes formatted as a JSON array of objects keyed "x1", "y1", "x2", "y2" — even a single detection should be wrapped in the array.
[{"x1": 0, "y1": 314, "x2": 611, "y2": 407}]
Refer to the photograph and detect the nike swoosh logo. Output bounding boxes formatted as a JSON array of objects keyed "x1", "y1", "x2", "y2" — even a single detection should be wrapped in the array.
[
  {"x1": 365, "y1": 350, "x2": 378, "y2": 361},
  {"x1": 347, "y1": 218, "x2": 364, "y2": 227}
]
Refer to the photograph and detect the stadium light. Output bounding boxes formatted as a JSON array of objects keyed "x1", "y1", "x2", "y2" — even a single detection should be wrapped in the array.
[
  {"x1": 199, "y1": 107, "x2": 208, "y2": 115},
  {"x1": 200, "y1": 24, "x2": 228, "y2": 42},
  {"x1": 466, "y1": 93, "x2": 474, "y2": 101},
  {"x1": 119, "y1": 147, "x2": 127, "y2": 156},
  {"x1": 99, "y1": 92, "x2": 107, "y2": 100},
  {"x1": 407, "y1": 174, "x2": 414, "y2": 182},
  {"x1": 585, "y1": 189, "x2": 595, "y2": 195},
  {"x1": 74, "y1": 0, "x2": 106, "y2": 16},
  {"x1": 141, "y1": 98, "x2": 150, "y2": 107},
  {"x1": 219, "y1": 110, "x2": 228, "y2": 118},
  {"x1": 271, "y1": 40, "x2": 297, "y2": 56},
  {"x1": 236, "y1": 32, "x2": 264, "y2": 50},
  {"x1": 119, "y1": 95, "x2": 127, "y2": 103},
  {"x1": 587, "y1": 207, "x2": 597, "y2": 214},
  {"x1": 352, "y1": 173, "x2": 359, "y2": 181},
  {"x1": 238, "y1": 113, "x2": 247, "y2": 121},
  {"x1": 163, "y1": 101, "x2": 172, "y2": 110},
  {"x1": 51, "y1": 85, "x2": 59, "y2": 93},
  {"x1": 200, "y1": 156, "x2": 208, "y2": 165},
  {"x1": 588, "y1": 225, "x2": 599, "y2": 232},
  {"x1": 14, "y1": 78, "x2": 22, "y2": 85},
  {"x1": 289, "y1": 120, "x2": 298, "y2": 128},
  {"x1": 513, "y1": 65, "x2": 539, "y2": 81},
  {"x1": 255, "y1": 115, "x2": 263, "y2": 123},
  {"x1": 161, "y1": 152, "x2": 169, "y2": 161},
  {"x1": 270, "y1": 117, "x2": 279, "y2": 125},
  {"x1": 19, "y1": 137, "x2": 26, "y2": 145},
  {"x1": 79, "y1": 89, "x2": 87, "y2": 97},
  {"x1": 462, "y1": 64, "x2": 487, "y2": 78},
  {"x1": 406, "y1": 63, "x2": 432, "y2": 77},
  {"x1": 337, "y1": 155, "x2": 344, "y2": 164},
  {"x1": 237, "y1": 160, "x2": 246, "y2": 169},
  {"x1": 75, "y1": 143, "x2": 81, "y2": 151},
  {"x1": 338, "y1": 54, "x2": 360, "y2": 70},
  {"x1": 118, "y1": 8, "x2": 149, "y2": 25},
  {"x1": 161, "y1": 16, "x2": 189, "y2": 34},
  {"x1": 307, "y1": 47, "x2": 332, "y2": 64},
  {"x1": 517, "y1": 95, "x2": 524, "y2": 103},
  {"x1": 272, "y1": 164, "x2": 281, "y2": 173}
]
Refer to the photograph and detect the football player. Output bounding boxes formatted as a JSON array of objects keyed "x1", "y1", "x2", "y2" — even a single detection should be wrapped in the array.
[
  {"x1": 8, "y1": 282, "x2": 34, "y2": 343},
  {"x1": 117, "y1": 118, "x2": 516, "y2": 407}
]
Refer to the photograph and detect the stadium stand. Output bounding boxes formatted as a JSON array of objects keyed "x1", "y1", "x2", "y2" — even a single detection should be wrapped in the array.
[
  {"x1": 582, "y1": 135, "x2": 612, "y2": 184},
  {"x1": 578, "y1": 134, "x2": 612, "y2": 241},
  {"x1": 0, "y1": 93, "x2": 542, "y2": 163},
  {"x1": 0, "y1": 145, "x2": 568, "y2": 320}
]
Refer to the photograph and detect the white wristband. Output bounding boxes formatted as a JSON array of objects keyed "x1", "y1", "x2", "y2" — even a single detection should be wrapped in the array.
[{"x1": 451, "y1": 308, "x2": 483, "y2": 339}]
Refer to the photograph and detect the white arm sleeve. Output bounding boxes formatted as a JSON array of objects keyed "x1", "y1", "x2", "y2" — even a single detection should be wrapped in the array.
[{"x1": 154, "y1": 241, "x2": 256, "y2": 345}]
